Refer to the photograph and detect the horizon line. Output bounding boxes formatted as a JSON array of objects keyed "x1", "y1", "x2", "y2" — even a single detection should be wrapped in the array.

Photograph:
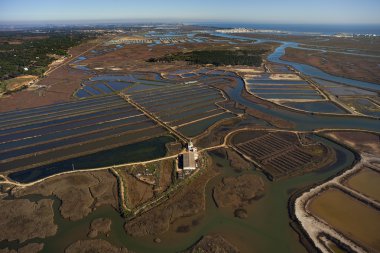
[{"x1": 1, "y1": 19, "x2": 380, "y2": 26}]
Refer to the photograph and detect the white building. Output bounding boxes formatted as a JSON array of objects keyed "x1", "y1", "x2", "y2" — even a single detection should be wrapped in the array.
[{"x1": 183, "y1": 152, "x2": 196, "y2": 170}]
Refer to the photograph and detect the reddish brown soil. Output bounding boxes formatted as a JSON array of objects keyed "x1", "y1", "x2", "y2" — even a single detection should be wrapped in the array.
[
  {"x1": 0, "y1": 66, "x2": 90, "y2": 112},
  {"x1": 0, "y1": 38, "x2": 103, "y2": 112}
]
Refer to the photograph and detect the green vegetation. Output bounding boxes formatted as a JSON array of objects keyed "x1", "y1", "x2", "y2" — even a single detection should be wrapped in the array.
[
  {"x1": 0, "y1": 30, "x2": 95, "y2": 80},
  {"x1": 147, "y1": 49, "x2": 267, "y2": 67}
]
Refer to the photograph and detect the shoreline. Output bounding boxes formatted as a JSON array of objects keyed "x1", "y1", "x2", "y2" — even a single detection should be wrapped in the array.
[{"x1": 289, "y1": 130, "x2": 380, "y2": 253}]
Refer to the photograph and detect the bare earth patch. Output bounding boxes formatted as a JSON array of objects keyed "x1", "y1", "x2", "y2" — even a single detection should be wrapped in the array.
[
  {"x1": 269, "y1": 73, "x2": 301, "y2": 80},
  {"x1": 1, "y1": 75, "x2": 38, "y2": 92}
]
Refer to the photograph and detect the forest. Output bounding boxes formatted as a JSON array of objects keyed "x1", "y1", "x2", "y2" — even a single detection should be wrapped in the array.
[
  {"x1": 147, "y1": 49, "x2": 267, "y2": 67},
  {"x1": 0, "y1": 30, "x2": 94, "y2": 80}
]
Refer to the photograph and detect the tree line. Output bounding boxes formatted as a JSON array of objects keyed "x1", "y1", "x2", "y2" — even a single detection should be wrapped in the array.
[{"x1": 147, "y1": 49, "x2": 267, "y2": 67}]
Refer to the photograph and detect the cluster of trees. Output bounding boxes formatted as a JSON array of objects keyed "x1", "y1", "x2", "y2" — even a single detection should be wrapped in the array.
[
  {"x1": 0, "y1": 30, "x2": 94, "y2": 80},
  {"x1": 147, "y1": 49, "x2": 267, "y2": 67}
]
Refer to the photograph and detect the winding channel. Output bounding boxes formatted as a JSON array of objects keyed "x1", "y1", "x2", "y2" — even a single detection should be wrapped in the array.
[
  {"x1": 209, "y1": 32, "x2": 380, "y2": 132},
  {"x1": 1, "y1": 33, "x2": 379, "y2": 253},
  {"x1": 226, "y1": 77, "x2": 380, "y2": 132},
  {"x1": 214, "y1": 32, "x2": 380, "y2": 91}
]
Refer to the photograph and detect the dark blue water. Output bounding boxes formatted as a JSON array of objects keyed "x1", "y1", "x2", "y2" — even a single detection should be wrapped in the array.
[
  {"x1": 283, "y1": 101, "x2": 347, "y2": 114},
  {"x1": 8, "y1": 136, "x2": 175, "y2": 183},
  {"x1": 202, "y1": 23, "x2": 380, "y2": 35},
  {"x1": 72, "y1": 56, "x2": 87, "y2": 64},
  {"x1": 75, "y1": 88, "x2": 92, "y2": 98},
  {"x1": 0, "y1": 119, "x2": 150, "y2": 160}
]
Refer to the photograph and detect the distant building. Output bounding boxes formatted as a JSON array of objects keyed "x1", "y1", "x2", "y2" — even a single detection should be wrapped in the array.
[
  {"x1": 187, "y1": 141, "x2": 194, "y2": 151},
  {"x1": 183, "y1": 152, "x2": 196, "y2": 170}
]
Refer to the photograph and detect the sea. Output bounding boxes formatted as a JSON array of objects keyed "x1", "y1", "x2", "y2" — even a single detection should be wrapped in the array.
[{"x1": 196, "y1": 22, "x2": 380, "y2": 35}]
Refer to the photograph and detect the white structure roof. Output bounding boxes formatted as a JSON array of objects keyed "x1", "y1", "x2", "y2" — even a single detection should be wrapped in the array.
[{"x1": 183, "y1": 152, "x2": 195, "y2": 170}]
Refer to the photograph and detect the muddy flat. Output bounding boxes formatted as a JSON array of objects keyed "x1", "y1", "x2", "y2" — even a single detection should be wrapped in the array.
[
  {"x1": 345, "y1": 167, "x2": 380, "y2": 202},
  {"x1": 309, "y1": 188, "x2": 380, "y2": 252}
]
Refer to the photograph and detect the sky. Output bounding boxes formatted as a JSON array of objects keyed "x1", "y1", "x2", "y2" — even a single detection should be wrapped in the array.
[{"x1": 0, "y1": 0, "x2": 380, "y2": 25}]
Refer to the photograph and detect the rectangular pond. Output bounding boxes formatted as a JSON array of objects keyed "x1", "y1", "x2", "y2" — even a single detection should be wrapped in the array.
[
  {"x1": 0, "y1": 120, "x2": 154, "y2": 161},
  {"x1": 251, "y1": 89, "x2": 319, "y2": 95},
  {"x1": 177, "y1": 113, "x2": 235, "y2": 138},
  {"x1": 257, "y1": 94, "x2": 324, "y2": 100},
  {"x1": 170, "y1": 109, "x2": 223, "y2": 127},
  {"x1": 0, "y1": 106, "x2": 133, "y2": 139},
  {"x1": 1, "y1": 126, "x2": 168, "y2": 173},
  {"x1": 0, "y1": 110, "x2": 143, "y2": 147},
  {"x1": 8, "y1": 136, "x2": 175, "y2": 183},
  {"x1": 282, "y1": 101, "x2": 348, "y2": 114}
]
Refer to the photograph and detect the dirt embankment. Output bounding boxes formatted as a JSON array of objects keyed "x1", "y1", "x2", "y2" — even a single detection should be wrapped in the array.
[
  {"x1": 185, "y1": 234, "x2": 239, "y2": 253},
  {"x1": 281, "y1": 47, "x2": 380, "y2": 84},
  {"x1": 12, "y1": 171, "x2": 118, "y2": 221},
  {"x1": 125, "y1": 158, "x2": 217, "y2": 237},
  {"x1": 0, "y1": 198, "x2": 56, "y2": 243},
  {"x1": 65, "y1": 239, "x2": 132, "y2": 253}
]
